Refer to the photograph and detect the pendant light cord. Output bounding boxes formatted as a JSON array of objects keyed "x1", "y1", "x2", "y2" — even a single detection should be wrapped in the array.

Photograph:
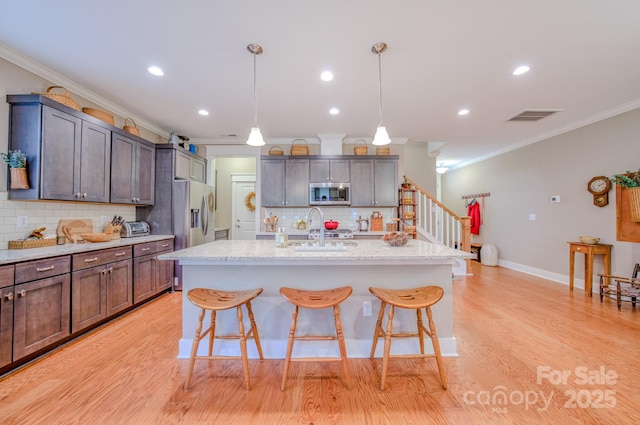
[
  {"x1": 253, "y1": 52, "x2": 258, "y2": 128},
  {"x1": 377, "y1": 52, "x2": 383, "y2": 127}
]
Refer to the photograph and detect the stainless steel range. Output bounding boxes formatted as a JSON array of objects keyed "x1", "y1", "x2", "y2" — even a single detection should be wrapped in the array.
[{"x1": 308, "y1": 229, "x2": 353, "y2": 239}]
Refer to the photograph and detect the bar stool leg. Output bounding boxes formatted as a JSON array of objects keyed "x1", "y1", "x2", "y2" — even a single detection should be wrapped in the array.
[
  {"x1": 185, "y1": 308, "x2": 206, "y2": 390},
  {"x1": 425, "y1": 306, "x2": 448, "y2": 390},
  {"x1": 380, "y1": 305, "x2": 395, "y2": 390},
  {"x1": 281, "y1": 305, "x2": 299, "y2": 391},
  {"x1": 236, "y1": 305, "x2": 252, "y2": 390},
  {"x1": 333, "y1": 304, "x2": 351, "y2": 388},
  {"x1": 416, "y1": 308, "x2": 425, "y2": 356},
  {"x1": 370, "y1": 301, "x2": 386, "y2": 359},
  {"x1": 245, "y1": 301, "x2": 264, "y2": 359},
  {"x1": 208, "y1": 310, "x2": 216, "y2": 356}
]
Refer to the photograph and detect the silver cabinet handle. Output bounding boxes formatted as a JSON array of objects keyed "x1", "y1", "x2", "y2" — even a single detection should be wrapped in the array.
[
  {"x1": 101, "y1": 269, "x2": 107, "y2": 275},
  {"x1": 161, "y1": 244, "x2": 169, "y2": 248},
  {"x1": 76, "y1": 192, "x2": 82, "y2": 199},
  {"x1": 82, "y1": 193, "x2": 87, "y2": 199},
  {"x1": 18, "y1": 289, "x2": 26, "y2": 297},
  {"x1": 36, "y1": 265, "x2": 55, "y2": 272},
  {"x1": 141, "y1": 247, "x2": 151, "y2": 252},
  {"x1": 107, "y1": 267, "x2": 113, "y2": 273},
  {"x1": 84, "y1": 257, "x2": 99, "y2": 263},
  {"x1": 4, "y1": 292, "x2": 13, "y2": 301},
  {"x1": 115, "y1": 252, "x2": 127, "y2": 257}
]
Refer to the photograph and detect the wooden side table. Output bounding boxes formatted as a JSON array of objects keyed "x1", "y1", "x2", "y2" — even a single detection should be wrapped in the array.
[{"x1": 568, "y1": 242, "x2": 612, "y2": 296}]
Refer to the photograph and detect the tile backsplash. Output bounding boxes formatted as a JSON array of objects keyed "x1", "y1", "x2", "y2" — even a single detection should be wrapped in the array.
[
  {"x1": 0, "y1": 192, "x2": 136, "y2": 249},
  {"x1": 260, "y1": 206, "x2": 396, "y2": 232}
]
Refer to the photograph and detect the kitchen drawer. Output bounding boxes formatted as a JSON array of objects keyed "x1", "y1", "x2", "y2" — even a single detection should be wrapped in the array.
[
  {"x1": 72, "y1": 247, "x2": 133, "y2": 271},
  {"x1": 15, "y1": 256, "x2": 70, "y2": 284},
  {"x1": 133, "y1": 241, "x2": 157, "y2": 257},
  {"x1": 155, "y1": 239, "x2": 174, "y2": 253},
  {"x1": 0, "y1": 265, "x2": 14, "y2": 289}
]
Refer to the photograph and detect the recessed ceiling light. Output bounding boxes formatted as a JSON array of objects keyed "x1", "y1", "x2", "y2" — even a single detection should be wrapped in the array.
[
  {"x1": 513, "y1": 65, "x2": 530, "y2": 76},
  {"x1": 198, "y1": 109, "x2": 209, "y2": 116},
  {"x1": 458, "y1": 109, "x2": 470, "y2": 116},
  {"x1": 329, "y1": 108, "x2": 340, "y2": 115},
  {"x1": 321, "y1": 71, "x2": 334, "y2": 82},
  {"x1": 148, "y1": 66, "x2": 164, "y2": 76}
]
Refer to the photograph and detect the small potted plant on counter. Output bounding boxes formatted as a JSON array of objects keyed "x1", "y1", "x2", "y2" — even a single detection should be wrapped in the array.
[
  {"x1": 611, "y1": 168, "x2": 640, "y2": 222},
  {"x1": 2, "y1": 149, "x2": 29, "y2": 189}
]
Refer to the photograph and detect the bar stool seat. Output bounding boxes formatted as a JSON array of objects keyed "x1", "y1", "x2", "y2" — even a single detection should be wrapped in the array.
[
  {"x1": 279, "y1": 286, "x2": 353, "y2": 391},
  {"x1": 184, "y1": 287, "x2": 264, "y2": 391},
  {"x1": 369, "y1": 285, "x2": 448, "y2": 391}
]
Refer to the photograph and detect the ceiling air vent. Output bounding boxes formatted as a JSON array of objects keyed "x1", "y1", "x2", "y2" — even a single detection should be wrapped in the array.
[{"x1": 508, "y1": 109, "x2": 560, "y2": 122}]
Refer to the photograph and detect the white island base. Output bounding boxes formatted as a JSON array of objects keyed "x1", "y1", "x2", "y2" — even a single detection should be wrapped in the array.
[{"x1": 159, "y1": 240, "x2": 473, "y2": 360}]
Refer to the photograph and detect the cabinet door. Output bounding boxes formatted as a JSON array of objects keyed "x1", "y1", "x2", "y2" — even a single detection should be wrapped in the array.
[
  {"x1": 79, "y1": 121, "x2": 111, "y2": 203},
  {"x1": 13, "y1": 274, "x2": 70, "y2": 359},
  {"x1": 373, "y1": 159, "x2": 398, "y2": 206},
  {"x1": 175, "y1": 151, "x2": 191, "y2": 180},
  {"x1": 133, "y1": 254, "x2": 155, "y2": 304},
  {"x1": 155, "y1": 255, "x2": 174, "y2": 293},
  {"x1": 0, "y1": 265, "x2": 14, "y2": 367},
  {"x1": 71, "y1": 266, "x2": 107, "y2": 333},
  {"x1": 309, "y1": 160, "x2": 330, "y2": 182},
  {"x1": 107, "y1": 259, "x2": 133, "y2": 316},
  {"x1": 329, "y1": 159, "x2": 350, "y2": 182},
  {"x1": 285, "y1": 159, "x2": 310, "y2": 206},
  {"x1": 261, "y1": 159, "x2": 286, "y2": 207},
  {"x1": 136, "y1": 142, "x2": 156, "y2": 205},
  {"x1": 110, "y1": 133, "x2": 136, "y2": 204},
  {"x1": 350, "y1": 159, "x2": 374, "y2": 207},
  {"x1": 41, "y1": 105, "x2": 82, "y2": 201},
  {"x1": 191, "y1": 157, "x2": 206, "y2": 183}
]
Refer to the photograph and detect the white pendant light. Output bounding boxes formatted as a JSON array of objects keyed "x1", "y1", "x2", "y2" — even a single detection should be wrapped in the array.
[
  {"x1": 372, "y1": 42, "x2": 391, "y2": 146},
  {"x1": 246, "y1": 43, "x2": 265, "y2": 146}
]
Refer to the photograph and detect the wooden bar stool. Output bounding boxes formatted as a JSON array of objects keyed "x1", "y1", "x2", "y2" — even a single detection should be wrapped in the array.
[
  {"x1": 279, "y1": 286, "x2": 353, "y2": 391},
  {"x1": 184, "y1": 288, "x2": 264, "y2": 391},
  {"x1": 369, "y1": 286, "x2": 448, "y2": 391}
]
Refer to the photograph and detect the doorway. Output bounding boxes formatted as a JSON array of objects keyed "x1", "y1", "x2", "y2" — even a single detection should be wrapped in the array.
[{"x1": 232, "y1": 174, "x2": 256, "y2": 240}]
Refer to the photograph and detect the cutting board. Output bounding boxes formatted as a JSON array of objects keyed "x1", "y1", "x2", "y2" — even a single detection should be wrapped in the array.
[{"x1": 56, "y1": 219, "x2": 94, "y2": 243}]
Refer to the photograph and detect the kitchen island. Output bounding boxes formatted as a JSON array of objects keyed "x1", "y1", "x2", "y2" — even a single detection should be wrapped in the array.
[{"x1": 159, "y1": 239, "x2": 473, "y2": 359}]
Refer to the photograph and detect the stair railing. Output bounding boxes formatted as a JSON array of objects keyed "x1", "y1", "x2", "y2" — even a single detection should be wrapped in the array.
[{"x1": 402, "y1": 176, "x2": 471, "y2": 254}]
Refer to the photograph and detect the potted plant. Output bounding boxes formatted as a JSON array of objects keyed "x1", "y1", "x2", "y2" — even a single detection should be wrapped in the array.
[
  {"x1": 611, "y1": 169, "x2": 640, "y2": 222},
  {"x1": 1, "y1": 149, "x2": 29, "y2": 189}
]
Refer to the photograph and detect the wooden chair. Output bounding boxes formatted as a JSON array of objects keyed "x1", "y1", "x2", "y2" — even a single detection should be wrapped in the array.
[
  {"x1": 369, "y1": 285, "x2": 448, "y2": 391},
  {"x1": 279, "y1": 286, "x2": 353, "y2": 391},
  {"x1": 599, "y1": 263, "x2": 640, "y2": 309},
  {"x1": 184, "y1": 288, "x2": 264, "y2": 391}
]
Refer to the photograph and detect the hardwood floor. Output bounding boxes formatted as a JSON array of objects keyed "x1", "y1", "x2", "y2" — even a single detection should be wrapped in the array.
[{"x1": 1, "y1": 262, "x2": 639, "y2": 424}]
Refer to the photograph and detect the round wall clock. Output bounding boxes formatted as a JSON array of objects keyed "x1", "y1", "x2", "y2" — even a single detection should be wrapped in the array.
[{"x1": 587, "y1": 176, "x2": 611, "y2": 207}]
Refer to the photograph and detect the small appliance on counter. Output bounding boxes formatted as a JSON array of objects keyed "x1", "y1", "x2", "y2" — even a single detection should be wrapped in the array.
[{"x1": 120, "y1": 221, "x2": 150, "y2": 238}]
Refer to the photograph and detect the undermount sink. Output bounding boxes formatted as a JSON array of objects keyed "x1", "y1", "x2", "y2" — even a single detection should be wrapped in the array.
[{"x1": 291, "y1": 240, "x2": 357, "y2": 252}]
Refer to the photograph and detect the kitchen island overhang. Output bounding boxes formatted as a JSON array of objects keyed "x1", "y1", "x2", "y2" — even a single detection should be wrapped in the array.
[{"x1": 159, "y1": 240, "x2": 473, "y2": 359}]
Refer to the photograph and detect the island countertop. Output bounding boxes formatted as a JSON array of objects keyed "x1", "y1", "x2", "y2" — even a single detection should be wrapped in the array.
[{"x1": 158, "y1": 239, "x2": 473, "y2": 265}]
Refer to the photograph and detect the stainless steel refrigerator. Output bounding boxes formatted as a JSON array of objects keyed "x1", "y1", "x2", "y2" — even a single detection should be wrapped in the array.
[{"x1": 139, "y1": 179, "x2": 215, "y2": 290}]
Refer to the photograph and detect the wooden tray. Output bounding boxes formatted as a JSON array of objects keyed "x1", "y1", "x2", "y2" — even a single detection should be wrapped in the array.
[{"x1": 9, "y1": 239, "x2": 56, "y2": 249}]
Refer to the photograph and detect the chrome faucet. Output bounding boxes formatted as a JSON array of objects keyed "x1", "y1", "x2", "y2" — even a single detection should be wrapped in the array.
[{"x1": 307, "y1": 206, "x2": 325, "y2": 247}]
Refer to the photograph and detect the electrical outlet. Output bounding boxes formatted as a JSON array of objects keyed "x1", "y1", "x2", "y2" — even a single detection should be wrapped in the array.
[
  {"x1": 529, "y1": 213, "x2": 536, "y2": 221},
  {"x1": 17, "y1": 215, "x2": 29, "y2": 228},
  {"x1": 363, "y1": 301, "x2": 372, "y2": 317},
  {"x1": 101, "y1": 215, "x2": 109, "y2": 227}
]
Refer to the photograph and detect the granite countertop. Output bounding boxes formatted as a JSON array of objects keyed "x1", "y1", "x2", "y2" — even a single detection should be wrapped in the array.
[
  {"x1": 159, "y1": 239, "x2": 474, "y2": 265},
  {"x1": 0, "y1": 235, "x2": 174, "y2": 265}
]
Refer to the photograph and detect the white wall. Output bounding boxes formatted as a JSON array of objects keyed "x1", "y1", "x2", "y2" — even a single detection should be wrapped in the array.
[{"x1": 442, "y1": 108, "x2": 640, "y2": 283}]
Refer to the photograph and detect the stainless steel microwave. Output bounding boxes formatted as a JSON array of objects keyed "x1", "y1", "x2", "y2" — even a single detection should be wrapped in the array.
[{"x1": 309, "y1": 182, "x2": 350, "y2": 206}]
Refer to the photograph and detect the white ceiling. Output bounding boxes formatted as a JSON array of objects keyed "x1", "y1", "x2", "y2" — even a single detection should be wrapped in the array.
[{"x1": 1, "y1": 1, "x2": 640, "y2": 170}]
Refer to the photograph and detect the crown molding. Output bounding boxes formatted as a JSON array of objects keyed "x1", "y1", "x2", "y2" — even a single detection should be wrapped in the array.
[{"x1": 0, "y1": 42, "x2": 170, "y2": 138}]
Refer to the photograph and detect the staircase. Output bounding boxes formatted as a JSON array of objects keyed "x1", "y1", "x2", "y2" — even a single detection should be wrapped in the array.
[{"x1": 402, "y1": 176, "x2": 471, "y2": 275}]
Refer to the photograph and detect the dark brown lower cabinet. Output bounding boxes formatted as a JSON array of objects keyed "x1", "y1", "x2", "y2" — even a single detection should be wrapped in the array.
[
  {"x1": 71, "y1": 259, "x2": 132, "y2": 333},
  {"x1": 0, "y1": 265, "x2": 15, "y2": 368},
  {"x1": 133, "y1": 240, "x2": 174, "y2": 304},
  {"x1": 72, "y1": 247, "x2": 133, "y2": 333},
  {"x1": 13, "y1": 273, "x2": 71, "y2": 359}
]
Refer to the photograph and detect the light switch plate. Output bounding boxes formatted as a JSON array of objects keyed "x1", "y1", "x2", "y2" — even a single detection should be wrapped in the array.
[
  {"x1": 363, "y1": 301, "x2": 372, "y2": 317},
  {"x1": 551, "y1": 196, "x2": 560, "y2": 203},
  {"x1": 529, "y1": 214, "x2": 536, "y2": 221},
  {"x1": 17, "y1": 216, "x2": 29, "y2": 228}
]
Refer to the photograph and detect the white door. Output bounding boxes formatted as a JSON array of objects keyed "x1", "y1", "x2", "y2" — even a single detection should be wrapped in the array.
[{"x1": 232, "y1": 176, "x2": 256, "y2": 240}]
